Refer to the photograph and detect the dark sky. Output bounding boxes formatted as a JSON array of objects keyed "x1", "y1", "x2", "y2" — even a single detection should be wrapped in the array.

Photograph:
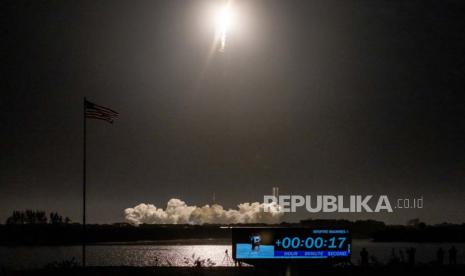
[{"x1": 2, "y1": 0, "x2": 464, "y2": 224}]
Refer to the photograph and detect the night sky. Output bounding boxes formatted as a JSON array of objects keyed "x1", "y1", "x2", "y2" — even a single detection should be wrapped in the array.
[{"x1": 2, "y1": 0, "x2": 464, "y2": 224}]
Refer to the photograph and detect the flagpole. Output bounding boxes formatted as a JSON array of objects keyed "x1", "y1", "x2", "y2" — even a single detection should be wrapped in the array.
[{"x1": 83, "y1": 97, "x2": 87, "y2": 268}]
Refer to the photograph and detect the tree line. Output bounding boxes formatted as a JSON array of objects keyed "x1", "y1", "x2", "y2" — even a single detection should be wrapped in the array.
[{"x1": 5, "y1": 210, "x2": 71, "y2": 225}]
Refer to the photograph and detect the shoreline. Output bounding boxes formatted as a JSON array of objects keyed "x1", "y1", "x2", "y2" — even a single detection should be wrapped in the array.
[{"x1": 2, "y1": 265, "x2": 465, "y2": 276}]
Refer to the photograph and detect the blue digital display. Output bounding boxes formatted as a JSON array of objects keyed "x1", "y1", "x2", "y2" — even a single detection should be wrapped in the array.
[{"x1": 232, "y1": 228, "x2": 351, "y2": 261}]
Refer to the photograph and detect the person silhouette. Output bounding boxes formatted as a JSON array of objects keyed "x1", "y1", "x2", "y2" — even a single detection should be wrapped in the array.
[
  {"x1": 406, "y1": 247, "x2": 416, "y2": 266},
  {"x1": 222, "y1": 249, "x2": 232, "y2": 265},
  {"x1": 390, "y1": 248, "x2": 399, "y2": 264},
  {"x1": 360, "y1": 248, "x2": 369, "y2": 267},
  {"x1": 449, "y1": 246, "x2": 457, "y2": 265},
  {"x1": 436, "y1": 247, "x2": 444, "y2": 265},
  {"x1": 399, "y1": 249, "x2": 405, "y2": 263}
]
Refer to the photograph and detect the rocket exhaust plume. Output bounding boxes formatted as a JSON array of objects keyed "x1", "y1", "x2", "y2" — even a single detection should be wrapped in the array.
[{"x1": 124, "y1": 198, "x2": 283, "y2": 225}]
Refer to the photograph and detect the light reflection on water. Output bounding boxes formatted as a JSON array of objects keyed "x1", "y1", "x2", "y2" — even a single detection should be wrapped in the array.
[
  {"x1": 1, "y1": 241, "x2": 464, "y2": 269},
  {"x1": 100, "y1": 245, "x2": 234, "y2": 267}
]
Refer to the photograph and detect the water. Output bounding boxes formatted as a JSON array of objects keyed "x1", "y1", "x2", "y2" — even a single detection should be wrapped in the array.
[{"x1": 1, "y1": 240, "x2": 464, "y2": 269}]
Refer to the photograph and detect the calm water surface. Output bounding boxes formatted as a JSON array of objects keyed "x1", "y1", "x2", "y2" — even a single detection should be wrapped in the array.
[{"x1": 1, "y1": 240, "x2": 464, "y2": 269}]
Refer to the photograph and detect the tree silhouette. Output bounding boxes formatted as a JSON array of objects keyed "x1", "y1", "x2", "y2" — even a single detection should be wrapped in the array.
[
  {"x1": 50, "y1": 212, "x2": 63, "y2": 224},
  {"x1": 25, "y1": 210, "x2": 47, "y2": 224},
  {"x1": 5, "y1": 210, "x2": 68, "y2": 224},
  {"x1": 6, "y1": 211, "x2": 25, "y2": 224}
]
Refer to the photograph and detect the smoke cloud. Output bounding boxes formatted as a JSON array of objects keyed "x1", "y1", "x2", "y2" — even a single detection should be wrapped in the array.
[{"x1": 124, "y1": 198, "x2": 284, "y2": 225}]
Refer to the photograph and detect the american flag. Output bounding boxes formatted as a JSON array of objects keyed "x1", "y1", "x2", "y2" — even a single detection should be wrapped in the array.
[{"x1": 85, "y1": 100, "x2": 119, "y2": 123}]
